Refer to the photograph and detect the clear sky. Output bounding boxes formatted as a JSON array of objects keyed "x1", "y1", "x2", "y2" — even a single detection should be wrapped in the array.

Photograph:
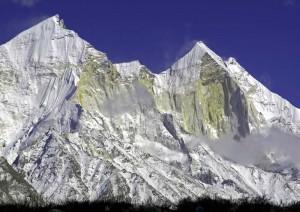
[{"x1": 0, "y1": 0, "x2": 299, "y2": 106}]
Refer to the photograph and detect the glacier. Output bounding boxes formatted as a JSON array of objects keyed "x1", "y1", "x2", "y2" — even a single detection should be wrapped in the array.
[{"x1": 0, "y1": 15, "x2": 299, "y2": 205}]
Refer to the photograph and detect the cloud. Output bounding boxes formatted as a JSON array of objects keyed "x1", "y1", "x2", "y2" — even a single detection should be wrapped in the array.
[
  {"x1": 283, "y1": 0, "x2": 296, "y2": 6},
  {"x1": 186, "y1": 128, "x2": 300, "y2": 174},
  {"x1": 12, "y1": 0, "x2": 41, "y2": 7}
]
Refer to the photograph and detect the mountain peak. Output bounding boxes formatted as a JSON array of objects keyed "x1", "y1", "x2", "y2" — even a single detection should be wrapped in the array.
[
  {"x1": 46, "y1": 14, "x2": 65, "y2": 28},
  {"x1": 194, "y1": 41, "x2": 209, "y2": 51},
  {"x1": 2, "y1": 15, "x2": 89, "y2": 68},
  {"x1": 7, "y1": 14, "x2": 66, "y2": 43},
  {"x1": 168, "y1": 41, "x2": 226, "y2": 72}
]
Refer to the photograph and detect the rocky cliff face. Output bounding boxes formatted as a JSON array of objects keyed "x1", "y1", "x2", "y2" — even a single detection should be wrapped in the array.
[{"x1": 0, "y1": 15, "x2": 300, "y2": 205}]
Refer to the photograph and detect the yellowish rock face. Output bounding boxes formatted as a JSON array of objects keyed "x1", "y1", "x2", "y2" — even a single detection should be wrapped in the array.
[
  {"x1": 76, "y1": 53, "x2": 250, "y2": 139},
  {"x1": 75, "y1": 57, "x2": 121, "y2": 111}
]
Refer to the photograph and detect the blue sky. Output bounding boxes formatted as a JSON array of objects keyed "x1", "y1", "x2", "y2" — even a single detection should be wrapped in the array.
[{"x1": 0, "y1": 0, "x2": 299, "y2": 106}]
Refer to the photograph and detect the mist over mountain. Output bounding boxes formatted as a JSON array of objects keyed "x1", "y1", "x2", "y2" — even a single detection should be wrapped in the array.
[{"x1": 187, "y1": 129, "x2": 300, "y2": 173}]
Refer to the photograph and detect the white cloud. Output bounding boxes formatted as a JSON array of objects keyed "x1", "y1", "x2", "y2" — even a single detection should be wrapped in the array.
[
  {"x1": 187, "y1": 128, "x2": 300, "y2": 174},
  {"x1": 283, "y1": 0, "x2": 296, "y2": 6},
  {"x1": 12, "y1": 0, "x2": 41, "y2": 7}
]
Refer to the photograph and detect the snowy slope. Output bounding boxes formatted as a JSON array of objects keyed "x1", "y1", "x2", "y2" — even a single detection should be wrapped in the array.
[
  {"x1": 0, "y1": 157, "x2": 40, "y2": 204},
  {"x1": 0, "y1": 15, "x2": 300, "y2": 205},
  {"x1": 226, "y1": 57, "x2": 300, "y2": 134}
]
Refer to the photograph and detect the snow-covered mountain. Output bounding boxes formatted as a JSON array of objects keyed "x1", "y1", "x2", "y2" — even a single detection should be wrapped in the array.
[{"x1": 0, "y1": 15, "x2": 300, "y2": 205}]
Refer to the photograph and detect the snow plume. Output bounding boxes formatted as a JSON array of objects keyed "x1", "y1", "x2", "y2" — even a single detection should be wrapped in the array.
[
  {"x1": 187, "y1": 129, "x2": 300, "y2": 171},
  {"x1": 173, "y1": 39, "x2": 199, "y2": 63},
  {"x1": 12, "y1": 0, "x2": 41, "y2": 7}
]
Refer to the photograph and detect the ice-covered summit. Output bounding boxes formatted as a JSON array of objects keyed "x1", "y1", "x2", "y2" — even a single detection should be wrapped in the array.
[{"x1": 2, "y1": 15, "x2": 90, "y2": 70}]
